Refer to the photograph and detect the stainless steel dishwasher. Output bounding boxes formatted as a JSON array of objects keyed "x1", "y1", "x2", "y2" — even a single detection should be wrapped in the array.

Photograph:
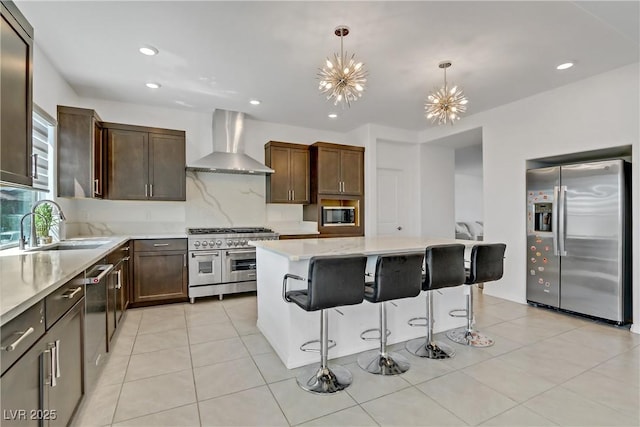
[{"x1": 83, "y1": 260, "x2": 113, "y2": 392}]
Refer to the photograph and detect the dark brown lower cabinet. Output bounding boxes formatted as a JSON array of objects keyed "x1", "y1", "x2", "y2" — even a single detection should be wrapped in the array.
[{"x1": 132, "y1": 239, "x2": 188, "y2": 306}]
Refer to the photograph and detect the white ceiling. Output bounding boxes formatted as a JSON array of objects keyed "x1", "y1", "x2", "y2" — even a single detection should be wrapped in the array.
[{"x1": 16, "y1": 1, "x2": 640, "y2": 133}]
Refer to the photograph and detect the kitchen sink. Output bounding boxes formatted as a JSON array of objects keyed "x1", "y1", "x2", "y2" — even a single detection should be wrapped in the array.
[{"x1": 30, "y1": 240, "x2": 111, "y2": 251}]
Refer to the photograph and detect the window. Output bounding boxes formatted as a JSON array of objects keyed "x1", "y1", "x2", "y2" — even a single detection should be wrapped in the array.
[{"x1": 0, "y1": 106, "x2": 55, "y2": 249}]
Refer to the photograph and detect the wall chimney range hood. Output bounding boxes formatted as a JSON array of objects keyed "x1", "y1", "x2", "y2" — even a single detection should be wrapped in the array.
[{"x1": 186, "y1": 109, "x2": 274, "y2": 175}]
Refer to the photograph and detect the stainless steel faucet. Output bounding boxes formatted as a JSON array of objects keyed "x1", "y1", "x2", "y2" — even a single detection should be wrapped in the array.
[
  {"x1": 29, "y1": 199, "x2": 67, "y2": 249},
  {"x1": 19, "y1": 212, "x2": 45, "y2": 250}
]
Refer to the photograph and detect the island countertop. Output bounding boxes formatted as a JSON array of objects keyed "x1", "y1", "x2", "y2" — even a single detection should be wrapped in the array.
[{"x1": 251, "y1": 235, "x2": 477, "y2": 261}]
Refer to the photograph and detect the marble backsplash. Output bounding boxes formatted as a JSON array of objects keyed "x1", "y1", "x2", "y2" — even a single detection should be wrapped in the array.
[{"x1": 66, "y1": 172, "x2": 297, "y2": 237}]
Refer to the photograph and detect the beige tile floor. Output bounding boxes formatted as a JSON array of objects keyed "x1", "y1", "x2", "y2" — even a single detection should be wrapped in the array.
[{"x1": 72, "y1": 290, "x2": 640, "y2": 426}]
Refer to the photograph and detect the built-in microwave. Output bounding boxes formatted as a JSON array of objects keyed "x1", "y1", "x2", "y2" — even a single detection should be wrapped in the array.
[{"x1": 321, "y1": 206, "x2": 356, "y2": 226}]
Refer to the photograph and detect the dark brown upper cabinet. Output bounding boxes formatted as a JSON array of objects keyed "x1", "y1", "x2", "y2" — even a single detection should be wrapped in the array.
[
  {"x1": 1, "y1": 2, "x2": 33, "y2": 187},
  {"x1": 310, "y1": 142, "x2": 364, "y2": 198},
  {"x1": 57, "y1": 106, "x2": 104, "y2": 198},
  {"x1": 265, "y1": 141, "x2": 310, "y2": 204},
  {"x1": 104, "y1": 123, "x2": 186, "y2": 201}
]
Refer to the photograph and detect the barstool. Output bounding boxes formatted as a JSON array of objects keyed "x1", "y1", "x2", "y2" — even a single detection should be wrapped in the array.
[
  {"x1": 446, "y1": 243, "x2": 506, "y2": 347},
  {"x1": 406, "y1": 244, "x2": 466, "y2": 359},
  {"x1": 357, "y1": 252, "x2": 424, "y2": 375},
  {"x1": 282, "y1": 255, "x2": 367, "y2": 394}
]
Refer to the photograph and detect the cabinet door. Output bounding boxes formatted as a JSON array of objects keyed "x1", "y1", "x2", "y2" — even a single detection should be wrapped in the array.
[
  {"x1": 149, "y1": 133, "x2": 186, "y2": 201},
  {"x1": 316, "y1": 147, "x2": 342, "y2": 194},
  {"x1": 133, "y1": 251, "x2": 187, "y2": 303},
  {"x1": 106, "y1": 129, "x2": 148, "y2": 200},
  {"x1": 0, "y1": 338, "x2": 46, "y2": 427},
  {"x1": 267, "y1": 146, "x2": 292, "y2": 203},
  {"x1": 0, "y1": 5, "x2": 33, "y2": 187},
  {"x1": 340, "y1": 150, "x2": 364, "y2": 195},
  {"x1": 47, "y1": 301, "x2": 84, "y2": 427},
  {"x1": 290, "y1": 148, "x2": 310, "y2": 203}
]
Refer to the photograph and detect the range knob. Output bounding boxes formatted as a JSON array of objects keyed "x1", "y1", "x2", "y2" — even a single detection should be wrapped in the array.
[
  {"x1": 202, "y1": 241, "x2": 208, "y2": 247},
  {"x1": 216, "y1": 240, "x2": 222, "y2": 247},
  {"x1": 194, "y1": 241, "x2": 201, "y2": 247},
  {"x1": 226, "y1": 239, "x2": 233, "y2": 246},
  {"x1": 234, "y1": 240, "x2": 240, "y2": 246},
  {"x1": 209, "y1": 240, "x2": 215, "y2": 246},
  {"x1": 241, "y1": 240, "x2": 247, "y2": 246}
]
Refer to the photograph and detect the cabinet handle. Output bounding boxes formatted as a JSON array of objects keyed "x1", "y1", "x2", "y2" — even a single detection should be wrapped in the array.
[
  {"x1": 123, "y1": 256, "x2": 130, "y2": 262},
  {"x1": 31, "y1": 153, "x2": 39, "y2": 179},
  {"x1": 183, "y1": 253, "x2": 187, "y2": 267},
  {"x1": 292, "y1": 190, "x2": 295, "y2": 200},
  {"x1": 116, "y1": 270, "x2": 122, "y2": 289},
  {"x1": 63, "y1": 287, "x2": 82, "y2": 299},
  {"x1": 150, "y1": 184, "x2": 154, "y2": 197},
  {"x1": 287, "y1": 189, "x2": 291, "y2": 200},
  {"x1": 122, "y1": 246, "x2": 130, "y2": 251},
  {"x1": 94, "y1": 179, "x2": 101, "y2": 196},
  {"x1": 47, "y1": 342, "x2": 57, "y2": 387},
  {"x1": 1, "y1": 326, "x2": 35, "y2": 352},
  {"x1": 55, "y1": 340, "x2": 61, "y2": 381},
  {"x1": 153, "y1": 243, "x2": 170, "y2": 247},
  {"x1": 145, "y1": 184, "x2": 148, "y2": 197}
]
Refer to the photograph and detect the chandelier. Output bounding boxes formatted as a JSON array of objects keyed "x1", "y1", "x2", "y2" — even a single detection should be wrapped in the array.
[
  {"x1": 425, "y1": 61, "x2": 468, "y2": 125},
  {"x1": 318, "y1": 26, "x2": 367, "y2": 108}
]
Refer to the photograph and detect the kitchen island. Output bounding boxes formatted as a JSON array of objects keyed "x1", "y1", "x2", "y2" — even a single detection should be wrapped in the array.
[{"x1": 251, "y1": 236, "x2": 478, "y2": 369}]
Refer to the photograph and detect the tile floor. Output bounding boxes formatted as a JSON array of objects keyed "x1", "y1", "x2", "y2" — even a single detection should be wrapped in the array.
[{"x1": 72, "y1": 290, "x2": 640, "y2": 426}]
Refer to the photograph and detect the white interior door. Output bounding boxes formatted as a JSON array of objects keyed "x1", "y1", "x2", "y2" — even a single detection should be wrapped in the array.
[{"x1": 377, "y1": 167, "x2": 410, "y2": 236}]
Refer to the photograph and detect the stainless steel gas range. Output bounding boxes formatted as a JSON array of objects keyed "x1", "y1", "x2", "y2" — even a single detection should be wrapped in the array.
[{"x1": 187, "y1": 227, "x2": 278, "y2": 303}]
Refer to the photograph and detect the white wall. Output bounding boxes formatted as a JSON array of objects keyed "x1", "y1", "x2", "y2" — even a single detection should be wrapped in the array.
[
  {"x1": 420, "y1": 62, "x2": 640, "y2": 332},
  {"x1": 455, "y1": 144, "x2": 484, "y2": 222},
  {"x1": 420, "y1": 145, "x2": 456, "y2": 238}
]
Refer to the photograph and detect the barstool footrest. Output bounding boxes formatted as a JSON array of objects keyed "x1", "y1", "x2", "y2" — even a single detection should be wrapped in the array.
[
  {"x1": 300, "y1": 339, "x2": 336, "y2": 353},
  {"x1": 448, "y1": 308, "x2": 468, "y2": 318},
  {"x1": 407, "y1": 317, "x2": 428, "y2": 327},
  {"x1": 359, "y1": 328, "x2": 391, "y2": 341}
]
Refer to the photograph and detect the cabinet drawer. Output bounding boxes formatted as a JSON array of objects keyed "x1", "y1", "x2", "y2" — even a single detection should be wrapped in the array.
[
  {"x1": 1, "y1": 301, "x2": 45, "y2": 375},
  {"x1": 134, "y1": 239, "x2": 187, "y2": 252},
  {"x1": 45, "y1": 272, "x2": 85, "y2": 329}
]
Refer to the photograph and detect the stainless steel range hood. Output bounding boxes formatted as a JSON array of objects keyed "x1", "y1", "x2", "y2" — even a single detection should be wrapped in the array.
[{"x1": 186, "y1": 109, "x2": 274, "y2": 174}]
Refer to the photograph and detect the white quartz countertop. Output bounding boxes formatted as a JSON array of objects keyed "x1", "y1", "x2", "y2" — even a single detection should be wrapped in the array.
[
  {"x1": 0, "y1": 234, "x2": 186, "y2": 326},
  {"x1": 251, "y1": 236, "x2": 478, "y2": 261}
]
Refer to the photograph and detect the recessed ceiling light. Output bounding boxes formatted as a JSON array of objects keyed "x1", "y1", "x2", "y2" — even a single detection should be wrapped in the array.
[
  {"x1": 328, "y1": 113, "x2": 338, "y2": 119},
  {"x1": 556, "y1": 62, "x2": 574, "y2": 70},
  {"x1": 249, "y1": 99, "x2": 261, "y2": 105},
  {"x1": 139, "y1": 46, "x2": 158, "y2": 56},
  {"x1": 145, "y1": 82, "x2": 161, "y2": 89}
]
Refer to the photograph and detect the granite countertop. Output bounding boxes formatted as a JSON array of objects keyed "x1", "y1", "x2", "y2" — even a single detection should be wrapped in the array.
[
  {"x1": 0, "y1": 234, "x2": 187, "y2": 326},
  {"x1": 251, "y1": 235, "x2": 479, "y2": 261}
]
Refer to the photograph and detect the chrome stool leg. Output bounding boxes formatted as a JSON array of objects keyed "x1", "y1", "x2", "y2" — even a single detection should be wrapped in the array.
[
  {"x1": 446, "y1": 286, "x2": 494, "y2": 347},
  {"x1": 406, "y1": 291, "x2": 455, "y2": 359},
  {"x1": 357, "y1": 302, "x2": 410, "y2": 375},
  {"x1": 296, "y1": 309, "x2": 352, "y2": 393}
]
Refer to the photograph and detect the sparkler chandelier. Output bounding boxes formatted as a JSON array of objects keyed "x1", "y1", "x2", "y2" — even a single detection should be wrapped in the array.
[
  {"x1": 425, "y1": 61, "x2": 468, "y2": 125},
  {"x1": 318, "y1": 26, "x2": 367, "y2": 108}
]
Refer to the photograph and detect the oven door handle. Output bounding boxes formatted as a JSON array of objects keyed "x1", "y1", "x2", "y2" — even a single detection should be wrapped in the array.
[
  {"x1": 191, "y1": 252, "x2": 220, "y2": 257},
  {"x1": 225, "y1": 250, "x2": 256, "y2": 256}
]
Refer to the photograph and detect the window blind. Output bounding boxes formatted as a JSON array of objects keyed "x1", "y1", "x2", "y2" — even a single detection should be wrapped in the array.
[{"x1": 32, "y1": 112, "x2": 51, "y2": 191}]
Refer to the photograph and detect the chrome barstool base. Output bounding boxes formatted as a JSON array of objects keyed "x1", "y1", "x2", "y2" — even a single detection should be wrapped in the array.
[
  {"x1": 405, "y1": 338, "x2": 455, "y2": 359},
  {"x1": 296, "y1": 364, "x2": 352, "y2": 394},
  {"x1": 357, "y1": 350, "x2": 410, "y2": 375},
  {"x1": 446, "y1": 327, "x2": 494, "y2": 347}
]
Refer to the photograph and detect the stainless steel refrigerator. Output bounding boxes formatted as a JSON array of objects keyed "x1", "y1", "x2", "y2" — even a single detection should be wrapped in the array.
[{"x1": 526, "y1": 159, "x2": 631, "y2": 324}]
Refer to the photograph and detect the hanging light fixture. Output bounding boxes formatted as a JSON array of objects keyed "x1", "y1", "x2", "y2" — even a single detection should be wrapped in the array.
[
  {"x1": 318, "y1": 26, "x2": 367, "y2": 108},
  {"x1": 425, "y1": 61, "x2": 468, "y2": 125}
]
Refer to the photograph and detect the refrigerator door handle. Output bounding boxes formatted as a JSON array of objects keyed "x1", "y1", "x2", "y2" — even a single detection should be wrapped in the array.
[
  {"x1": 558, "y1": 185, "x2": 568, "y2": 256},
  {"x1": 552, "y1": 185, "x2": 560, "y2": 256}
]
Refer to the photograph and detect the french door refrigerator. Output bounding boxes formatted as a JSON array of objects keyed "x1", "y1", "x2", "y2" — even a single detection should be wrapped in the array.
[{"x1": 526, "y1": 159, "x2": 631, "y2": 324}]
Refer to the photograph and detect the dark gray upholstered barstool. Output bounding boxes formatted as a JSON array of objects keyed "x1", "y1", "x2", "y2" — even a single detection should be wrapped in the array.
[
  {"x1": 282, "y1": 255, "x2": 367, "y2": 394},
  {"x1": 406, "y1": 244, "x2": 466, "y2": 359},
  {"x1": 357, "y1": 252, "x2": 424, "y2": 375},
  {"x1": 446, "y1": 243, "x2": 506, "y2": 347}
]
